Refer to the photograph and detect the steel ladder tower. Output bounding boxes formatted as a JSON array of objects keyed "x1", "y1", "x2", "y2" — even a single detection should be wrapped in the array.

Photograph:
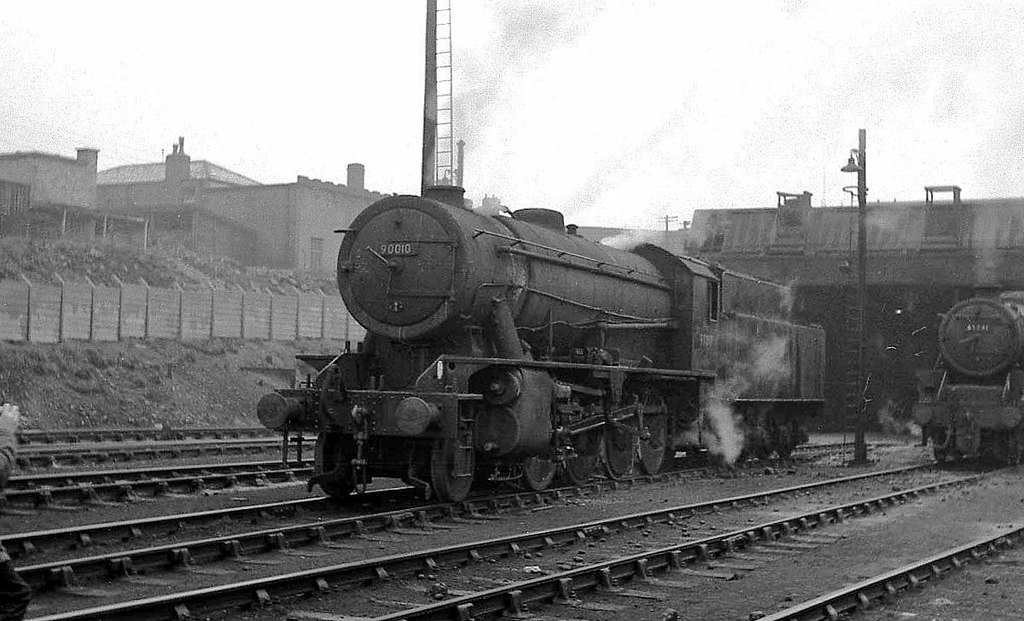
[
  {"x1": 434, "y1": 1, "x2": 454, "y2": 185},
  {"x1": 421, "y1": 0, "x2": 455, "y2": 192}
]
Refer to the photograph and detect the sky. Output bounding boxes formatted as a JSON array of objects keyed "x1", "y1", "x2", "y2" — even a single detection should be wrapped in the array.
[{"x1": 1, "y1": 1, "x2": 1023, "y2": 229}]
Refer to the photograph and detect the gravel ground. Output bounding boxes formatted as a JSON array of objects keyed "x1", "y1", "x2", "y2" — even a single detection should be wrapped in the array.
[
  {"x1": 267, "y1": 463, "x2": 1020, "y2": 621},
  {"x1": 856, "y1": 507, "x2": 1024, "y2": 621},
  {"x1": 16, "y1": 443, "x2": 939, "y2": 619},
  {"x1": 20, "y1": 444, "x2": 938, "y2": 620}
]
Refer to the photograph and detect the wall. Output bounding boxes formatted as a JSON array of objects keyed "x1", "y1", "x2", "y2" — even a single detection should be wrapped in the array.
[
  {"x1": 204, "y1": 178, "x2": 382, "y2": 271},
  {"x1": 0, "y1": 154, "x2": 96, "y2": 209},
  {"x1": 0, "y1": 279, "x2": 366, "y2": 346},
  {"x1": 294, "y1": 177, "x2": 379, "y2": 273},
  {"x1": 98, "y1": 181, "x2": 181, "y2": 212},
  {"x1": 203, "y1": 184, "x2": 295, "y2": 267}
]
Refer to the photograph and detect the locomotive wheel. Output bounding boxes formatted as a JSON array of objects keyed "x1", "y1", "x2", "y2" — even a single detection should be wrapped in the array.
[
  {"x1": 312, "y1": 433, "x2": 355, "y2": 499},
  {"x1": 522, "y1": 456, "x2": 557, "y2": 491},
  {"x1": 637, "y1": 392, "x2": 668, "y2": 475},
  {"x1": 603, "y1": 422, "x2": 634, "y2": 479},
  {"x1": 430, "y1": 438, "x2": 474, "y2": 502},
  {"x1": 563, "y1": 429, "x2": 602, "y2": 485}
]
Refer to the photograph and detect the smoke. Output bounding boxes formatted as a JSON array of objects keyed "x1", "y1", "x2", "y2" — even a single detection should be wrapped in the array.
[
  {"x1": 970, "y1": 205, "x2": 1002, "y2": 286},
  {"x1": 475, "y1": 196, "x2": 508, "y2": 217},
  {"x1": 687, "y1": 330, "x2": 793, "y2": 465},
  {"x1": 453, "y1": 2, "x2": 599, "y2": 158},
  {"x1": 599, "y1": 229, "x2": 661, "y2": 251},
  {"x1": 866, "y1": 207, "x2": 903, "y2": 234},
  {"x1": 876, "y1": 398, "x2": 921, "y2": 439},
  {"x1": 700, "y1": 386, "x2": 745, "y2": 464}
]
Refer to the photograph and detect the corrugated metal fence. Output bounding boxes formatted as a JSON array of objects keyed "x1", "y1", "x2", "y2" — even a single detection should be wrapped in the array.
[{"x1": 0, "y1": 279, "x2": 366, "y2": 345}]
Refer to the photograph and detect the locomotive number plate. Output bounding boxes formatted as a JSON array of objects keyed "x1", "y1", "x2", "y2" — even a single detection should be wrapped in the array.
[
  {"x1": 964, "y1": 322, "x2": 991, "y2": 332},
  {"x1": 379, "y1": 242, "x2": 417, "y2": 256}
]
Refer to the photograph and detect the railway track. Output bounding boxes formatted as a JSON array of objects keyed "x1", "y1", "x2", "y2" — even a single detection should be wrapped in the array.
[
  {"x1": 14, "y1": 427, "x2": 314, "y2": 468},
  {"x1": 348, "y1": 472, "x2": 982, "y2": 621},
  {"x1": 2, "y1": 460, "x2": 311, "y2": 508},
  {"x1": 761, "y1": 524, "x2": 1024, "y2": 621},
  {"x1": 15, "y1": 464, "x2": 952, "y2": 621},
  {"x1": 15, "y1": 436, "x2": 313, "y2": 469},
  {"x1": 17, "y1": 427, "x2": 279, "y2": 445},
  {"x1": 2, "y1": 467, "x2": 709, "y2": 562},
  {"x1": 11, "y1": 427, "x2": 879, "y2": 471}
]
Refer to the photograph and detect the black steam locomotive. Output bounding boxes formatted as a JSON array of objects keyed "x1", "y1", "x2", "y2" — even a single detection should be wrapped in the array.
[
  {"x1": 258, "y1": 187, "x2": 825, "y2": 502},
  {"x1": 914, "y1": 292, "x2": 1024, "y2": 462}
]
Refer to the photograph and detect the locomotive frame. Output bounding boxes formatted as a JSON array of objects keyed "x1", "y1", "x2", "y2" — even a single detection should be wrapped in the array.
[{"x1": 259, "y1": 189, "x2": 825, "y2": 502}]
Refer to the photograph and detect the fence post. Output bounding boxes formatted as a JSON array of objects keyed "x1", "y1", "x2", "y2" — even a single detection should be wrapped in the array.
[
  {"x1": 84, "y1": 276, "x2": 96, "y2": 341},
  {"x1": 112, "y1": 275, "x2": 124, "y2": 341},
  {"x1": 140, "y1": 277, "x2": 150, "y2": 339},
  {"x1": 175, "y1": 282, "x2": 184, "y2": 340},
  {"x1": 238, "y1": 284, "x2": 247, "y2": 339},
  {"x1": 318, "y1": 288, "x2": 326, "y2": 340},
  {"x1": 19, "y1": 273, "x2": 31, "y2": 342},
  {"x1": 294, "y1": 287, "x2": 301, "y2": 341},
  {"x1": 209, "y1": 283, "x2": 216, "y2": 340},
  {"x1": 53, "y1": 272, "x2": 65, "y2": 342},
  {"x1": 268, "y1": 292, "x2": 274, "y2": 341}
]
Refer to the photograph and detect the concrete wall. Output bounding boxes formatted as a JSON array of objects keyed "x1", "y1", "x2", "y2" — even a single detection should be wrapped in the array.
[{"x1": 0, "y1": 279, "x2": 361, "y2": 345}]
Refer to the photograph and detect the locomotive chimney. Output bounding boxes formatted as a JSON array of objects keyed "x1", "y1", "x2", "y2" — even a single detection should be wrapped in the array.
[
  {"x1": 346, "y1": 163, "x2": 365, "y2": 190},
  {"x1": 423, "y1": 185, "x2": 466, "y2": 209}
]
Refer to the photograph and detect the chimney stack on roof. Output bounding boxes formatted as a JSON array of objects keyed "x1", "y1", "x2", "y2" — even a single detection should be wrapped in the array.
[
  {"x1": 76, "y1": 148, "x2": 98, "y2": 174},
  {"x1": 347, "y1": 163, "x2": 365, "y2": 191},
  {"x1": 165, "y1": 136, "x2": 191, "y2": 185}
]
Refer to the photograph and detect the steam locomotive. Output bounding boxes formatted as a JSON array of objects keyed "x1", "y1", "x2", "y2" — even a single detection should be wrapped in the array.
[
  {"x1": 914, "y1": 292, "x2": 1024, "y2": 462},
  {"x1": 258, "y1": 187, "x2": 825, "y2": 502}
]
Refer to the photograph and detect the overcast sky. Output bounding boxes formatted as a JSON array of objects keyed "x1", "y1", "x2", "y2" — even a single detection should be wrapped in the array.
[{"x1": 1, "y1": 1, "x2": 1022, "y2": 229}]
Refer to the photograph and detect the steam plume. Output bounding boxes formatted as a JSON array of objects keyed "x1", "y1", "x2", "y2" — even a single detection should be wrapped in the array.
[
  {"x1": 599, "y1": 229, "x2": 660, "y2": 251},
  {"x1": 684, "y1": 329, "x2": 793, "y2": 465}
]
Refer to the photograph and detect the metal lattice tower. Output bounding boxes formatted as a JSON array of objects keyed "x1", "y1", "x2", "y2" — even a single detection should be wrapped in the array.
[{"x1": 434, "y1": 0, "x2": 454, "y2": 185}]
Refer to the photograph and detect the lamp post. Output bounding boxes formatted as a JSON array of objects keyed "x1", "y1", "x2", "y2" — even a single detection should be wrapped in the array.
[{"x1": 841, "y1": 129, "x2": 869, "y2": 464}]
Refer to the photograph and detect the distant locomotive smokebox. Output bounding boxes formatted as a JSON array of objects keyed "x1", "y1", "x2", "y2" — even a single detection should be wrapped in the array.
[{"x1": 939, "y1": 297, "x2": 1024, "y2": 378}]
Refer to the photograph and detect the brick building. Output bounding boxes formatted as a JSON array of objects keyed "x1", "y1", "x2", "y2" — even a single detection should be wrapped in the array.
[
  {"x1": 0, "y1": 148, "x2": 98, "y2": 209},
  {"x1": 0, "y1": 147, "x2": 149, "y2": 241},
  {"x1": 97, "y1": 138, "x2": 383, "y2": 271}
]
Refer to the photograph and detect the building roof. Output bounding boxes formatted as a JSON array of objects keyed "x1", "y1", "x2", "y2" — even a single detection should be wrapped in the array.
[
  {"x1": 687, "y1": 196, "x2": 1024, "y2": 255},
  {"x1": 97, "y1": 161, "x2": 260, "y2": 187}
]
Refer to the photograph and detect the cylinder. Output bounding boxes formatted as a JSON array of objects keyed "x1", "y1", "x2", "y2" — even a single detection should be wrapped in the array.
[{"x1": 257, "y1": 393, "x2": 304, "y2": 431}]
